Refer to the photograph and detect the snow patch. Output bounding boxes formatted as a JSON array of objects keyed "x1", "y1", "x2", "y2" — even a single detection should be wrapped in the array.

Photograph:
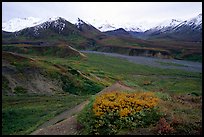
[
  {"x1": 98, "y1": 24, "x2": 117, "y2": 32},
  {"x1": 2, "y1": 17, "x2": 42, "y2": 32}
]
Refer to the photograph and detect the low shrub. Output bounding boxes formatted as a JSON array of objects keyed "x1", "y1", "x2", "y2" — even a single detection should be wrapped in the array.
[
  {"x1": 45, "y1": 71, "x2": 103, "y2": 95},
  {"x1": 143, "y1": 80, "x2": 152, "y2": 86},
  {"x1": 155, "y1": 117, "x2": 174, "y2": 135},
  {"x1": 155, "y1": 92, "x2": 172, "y2": 101},
  {"x1": 14, "y1": 86, "x2": 27, "y2": 94},
  {"x1": 78, "y1": 91, "x2": 163, "y2": 135},
  {"x1": 2, "y1": 75, "x2": 10, "y2": 91}
]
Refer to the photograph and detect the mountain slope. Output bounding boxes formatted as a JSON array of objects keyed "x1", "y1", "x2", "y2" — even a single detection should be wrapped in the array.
[
  {"x1": 15, "y1": 17, "x2": 80, "y2": 37},
  {"x1": 75, "y1": 18, "x2": 104, "y2": 38},
  {"x1": 2, "y1": 48, "x2": 103, "y2": 96},
  {"x1": 143, "y1": 19, "x2": 183, "y2": 37},
  {"x1": 143, "y1": 14, "x2": 202, "y2": 42},
  {"x1": 2, "y1": 17, "x2": 90, "y2": 49},
  {"x1": 104, "y1": 28, "x2": 132, "y2": 37}
]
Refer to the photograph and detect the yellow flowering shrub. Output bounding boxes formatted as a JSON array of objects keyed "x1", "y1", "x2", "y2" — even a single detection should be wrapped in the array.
[
  {"x1": 78, "y1": 91, "x2": 163, "y2": 135},
  {"x1": 93, "y1": 91, "x2": 159, "y2": 118}
]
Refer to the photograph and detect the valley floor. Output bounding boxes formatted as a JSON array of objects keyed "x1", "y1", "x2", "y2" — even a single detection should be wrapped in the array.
[{"x1": 81, "y1": 50, "x2": 202, "y2": 73}]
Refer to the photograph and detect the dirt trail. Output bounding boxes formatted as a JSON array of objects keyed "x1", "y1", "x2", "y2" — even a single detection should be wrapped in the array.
[
  {"x1": 31, "y1": 100, "x2": 89, "y2": 135},
  {"x1": 30, "y1": 82, "x2": 135, "y2": 135}
]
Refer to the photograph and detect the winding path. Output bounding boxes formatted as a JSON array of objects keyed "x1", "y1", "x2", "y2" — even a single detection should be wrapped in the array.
[
  {"x1": 31, "y1": 82, "x2": 134, "y2": 135},
  {"x1": 30, "y1": 100, "x2": 90, "y2": 135}
]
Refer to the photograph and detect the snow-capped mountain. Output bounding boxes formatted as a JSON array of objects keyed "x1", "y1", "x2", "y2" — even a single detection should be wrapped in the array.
[
  {"x1": 75, "y1": 18, "x2": 101, "y2": 35},
  {"x1": 31, "y1": 17, "x2": 68, "y2": 35},
  {"x1": 146, "y1": 14, "x2": 202, "y2": 34},
  {"x1": 188, "y1": 13, "x2": 202, "y2": 27},
  {"x1": 124, "y1": 26, "x2": 143, "y2": 32},
  {"x1": 97, "y1": 24, "x2": 117, "y2": 32},
  {"x1": 142, "y1": 13, "x2": 202, "y2": 42},
  {"x1": 75, "y1": 18, "x2": 93, "y2": 28},
  {"x1": 104, "y1": 28, "x2": 131, "y2": 37},
  {"x1": 3, "y1": 16, "x2": 102, "y2": 42},
  {"x1": 10, "y1": 16, "x2": 81, "y2": 38},
  {"x1": 149, "y1": 19, "x2": 183, "y2": 33},
  {"x1": 2, "y1": 13, "x2": 202, "y2": 42},
  {"x1": 2, "y1": 17, "x2": 42, "y2": 32},
  {"x1": 118, "y1": 22, "x2": 148, "y2": 32},
  {"x1": 95, "y1": 20, "x2": 159, "y2": 33},
  {"x1": 174, "y1": 13, "x2": 202, "y2": 30},
  {"x1": 96, "y1": 23, "x2": 145, "y2": 32},
  {"x1": 2, "y1": 16, "x2": 67, "y2": 33}
]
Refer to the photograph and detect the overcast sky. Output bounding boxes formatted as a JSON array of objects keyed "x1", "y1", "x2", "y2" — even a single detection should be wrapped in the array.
[{"x1": 2, "y1": 2, "x2": 202, "y2": 27}]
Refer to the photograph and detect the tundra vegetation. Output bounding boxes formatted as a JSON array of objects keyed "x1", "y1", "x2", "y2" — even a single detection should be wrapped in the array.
[{"x1": 2, "y1": 44, "x2": 202, "y2": 135}]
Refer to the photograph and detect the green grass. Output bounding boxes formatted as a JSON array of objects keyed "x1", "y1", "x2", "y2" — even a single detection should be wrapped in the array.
[
  {"x1": 100, "y1": 37, "x2": 143, "y2": 47},
  {"x1": 14, "y1": 86, "x2": 28, "y2": 94},
  {"x1": 3, "y1": 51, "x2": 104, "y2": 96},
  {"x1": 2, "y1": 75, "x2": 10, "y2": 91},
  {"x1": 123, "y1": 75, "x2": 202, "y2": 95},
  {"x1": 2, "y1": 94, "x2": 89, "y2": 135},
  {"x1": 155, "y1": 61, "x2": 187, "y2": 67},
  {"x1": 80, "y1": 54, "x2": 201, "y2": 78},
  {"x1": 24, "y1": 53, "x2": 202, "y2": 95},
  {"x1": 2, "y1": 44, "x2": 82, "y2": 58},
  {"x1": 2, "y1": 51, "x2": 202, "y2": 135},
  {"x1": 19, "y1": 52, "x2": 202, "y2": 96},
  {"x1": 183, "y1": 54, "x2": 202, "y2": 62}
]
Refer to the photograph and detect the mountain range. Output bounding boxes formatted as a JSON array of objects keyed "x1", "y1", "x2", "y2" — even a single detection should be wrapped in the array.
[
  {"x1": 2, "y1": 13, "x2": 202, "y2": 62},
  {"x1": 100, "y1": 14, "x2": 202, "y2": 42},
  {"x1": 2, "y1": 13, "x2": 202, "y2": 41},
  {"x1": 140, "y1": 14, "x2": 202, "y2": 41},
  {"x1": 2, "y1": 14, "x2": 202, "y2": 42}
]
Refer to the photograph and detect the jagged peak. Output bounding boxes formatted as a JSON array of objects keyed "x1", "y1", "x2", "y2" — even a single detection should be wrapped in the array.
[
  {"x1": 76, "y1": 18, "x2": 92, "y2": 26},
  {"x1": 75, "y1": 17, "x2": 94, "y2": 30},
  {"x1": 77, "y1": 18, "x2": 84, "y2": 23},
  {"x1": 180, "y1": 13, "x2": 202, "y2": 27},
  {"x1": 40, "y1": 16, "x2": 67, "y2": 24}
]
